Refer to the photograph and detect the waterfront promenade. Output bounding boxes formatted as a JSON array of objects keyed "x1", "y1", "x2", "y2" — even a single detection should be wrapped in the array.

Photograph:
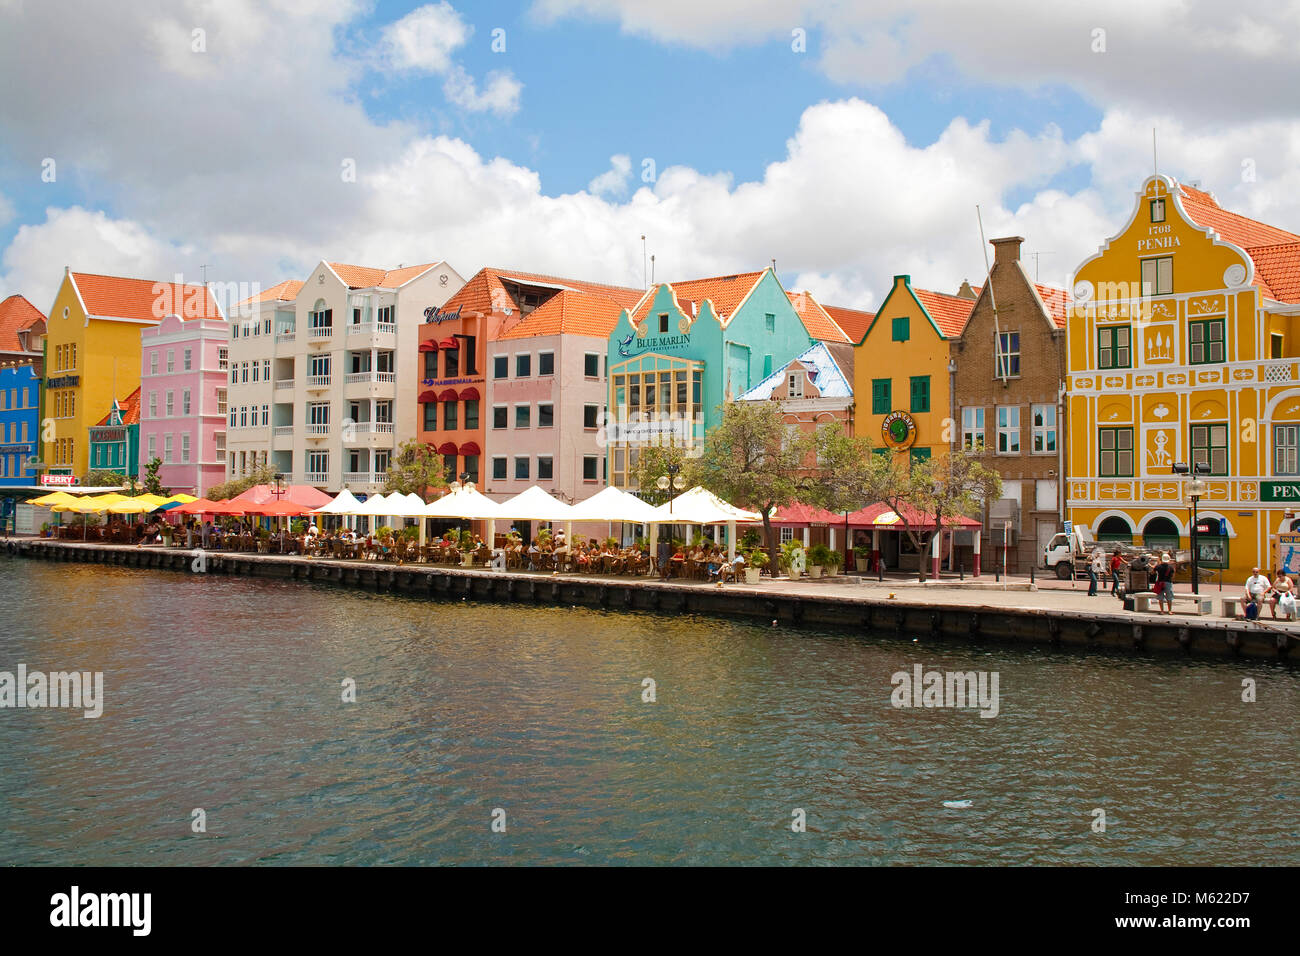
[{"x1": 5, "y1": 536, "x2": 1296, "y2": 661}]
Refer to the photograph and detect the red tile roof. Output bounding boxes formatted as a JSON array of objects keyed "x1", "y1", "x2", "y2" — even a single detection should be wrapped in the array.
[
  {"x1": 913, "y1": 287, "x2": 977, "y2": 337},
  {"x1": 497, "y1": 288, "x2": 628, "y2": 340},
  {"x1": 0, "y1": 294, "x2": 46, "y2": 352},
  {"x1": 93, "y1": 386, "x2": 141, "y2": 427},
  {"x1": 1178, "y1": 184, "x2": 1300, "y2": 303},
  {"x1": 328, "y1": 261, "x2": 444, "y2": 289},
  {"x1": 71, "y1": 272, "x2": 223, "y2": 322},
  {"x1": 822, "y1": 304, "x2": 875, "y2": 344},
  {"x1": 631, "y1": 271, "x2": 767, "y2": 325},
  {"x1": 785, "y1": 291, "x2": 851, "y2": 343},
  {"x1": 442, "y1": 266, "x2": 643, "y2": 320},
  {"x1": 237, "y1": 279, "x2": 304, "y2": 306},
  {"x1": 1033, "y1": 283, "x2": 1070, "y2": 328}
]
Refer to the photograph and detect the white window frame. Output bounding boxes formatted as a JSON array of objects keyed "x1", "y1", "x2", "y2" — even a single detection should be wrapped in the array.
[
  {"x1": 961, "y1": 406, "x2": 985, "y2": 450},
  {"x1": 1031, "y1": 404, "x2": 1057, "y2": 455},
  {"x1": 996, "y1": 405, "x2": 1020, "y2": 455}
]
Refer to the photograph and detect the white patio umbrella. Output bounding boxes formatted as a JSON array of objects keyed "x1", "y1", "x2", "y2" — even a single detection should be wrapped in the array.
[
  {"x1": 497, "y1": 485, "x2": 578, "y2": 551},
  {"x1": 652, "y1": 486, "x2": 761, "y2": 560},
  {"x1": 568, "y1": 486, "x2": 660, "y2": 524},
  {"x1": 424, "y1": 484, "x2": 505, "y2": 553},
  {"x1": 313, "y1": 488, "x2": 362, "y2": 514}
]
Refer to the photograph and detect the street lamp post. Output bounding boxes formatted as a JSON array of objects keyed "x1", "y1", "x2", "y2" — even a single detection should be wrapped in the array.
[
  {"x1": 1172, "y1": 461, "x2": 1211, "y2": 594},
  {"x1": 272, "y1": 472, "x2": 285, "y2": 500},
  {"x1": 655, "y1": 463, "x2": 686, "y2": 513}
]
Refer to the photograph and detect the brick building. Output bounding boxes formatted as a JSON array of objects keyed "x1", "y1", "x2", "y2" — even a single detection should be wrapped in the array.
[{"x1": 950, "y1": 236, "x2": 1068, "y2": 572}]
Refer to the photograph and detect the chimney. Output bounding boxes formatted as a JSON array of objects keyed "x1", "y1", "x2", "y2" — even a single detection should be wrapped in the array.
[
  {"x1": 955, "y1": 280, "x2": 978, "y2": 300},
  {"x1": 990, "y1": 236, "x2": 1024, "y2": 266}
]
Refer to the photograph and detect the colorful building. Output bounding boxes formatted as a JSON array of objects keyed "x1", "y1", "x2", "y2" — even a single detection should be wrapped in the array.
[
  {"x1": 950, "y1": 236, "x2": 1069, "y2": 571},
  {"x1": 0, "y1": 365, "x2": 40, "y2": 485},
  {"x1": 1065, "y1": 174, "x2": 1300, "y2": 581},
  {"x1": 42, "y1": 270, "x2": 222, "y2": 478},
  {"x1": 737, "y1": 340, "x2": 854, "y2": 436},
  {"x1": 604, "y1": 268, "x2": 851, "y2": 489},
  {"x1": 140, "y1": 314, "x2": 230, "y2": 495},
  {"x1": 0, "y1": 294, "x2": 47, "y2": 371},
  {"x1": 853, "y1": 275, "x2": 977, "y2": 466},
  {"x1": 418, "y1": 267, "x2": 640, "y2": 490},
  {"x1": 87, "y1": 387, "x2": 140, "y2": 479}
]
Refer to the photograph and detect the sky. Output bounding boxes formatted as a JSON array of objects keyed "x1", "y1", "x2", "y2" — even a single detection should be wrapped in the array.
[{"x1": 1, "y1": 0, "x2": 1298, "y2": 317}]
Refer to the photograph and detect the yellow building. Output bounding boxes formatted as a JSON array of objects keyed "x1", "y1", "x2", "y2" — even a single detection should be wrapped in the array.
[
  {"x1": 1066, "y1": 174, "x2": 1300, "y2": 580},
  {"x1": 853, "y1": 274, "x2": 976, "y2": 465},
  {"x1": 43, "y1": 270, "x2": 221, "y2": 477}
]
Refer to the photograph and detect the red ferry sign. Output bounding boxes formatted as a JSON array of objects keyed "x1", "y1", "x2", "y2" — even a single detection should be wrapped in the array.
[{"x1": 40, "y1": 474, "x2": 77, "y2": 486}]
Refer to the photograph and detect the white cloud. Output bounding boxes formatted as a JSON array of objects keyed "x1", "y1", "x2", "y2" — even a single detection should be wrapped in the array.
[
  {"x1": 442, "y1": 66, "x2": 523, "y2": 116},
  {"x1": 588, "y1": 155, "x2": 632, "y2": 197},
  {"x1": 382, "y1": 2, "x2": 472, "y2": 73}
]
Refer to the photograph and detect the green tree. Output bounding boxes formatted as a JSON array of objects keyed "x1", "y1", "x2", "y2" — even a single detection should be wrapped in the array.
[
  {"x1": 383, "y1": 439, "x2": 449, "y2": 501},
  {"x1": 628, "y1": 438, "x2": 692, "y2": 506},
  {"x1": 687, "y1": 401, "x2": 818, "y2": 574},
  {"x1": 81, "y1": 469, "x2": 128, "y2": 488},
  {"x1": 909, "y1": 447, "x2": 1003, "y2": 576},
  {"x1": 811, "y1": 426, "x2": 910, "y2": 563},
  {"x1": 205, "y1": 462, "x2": 276, "y2": 501},
  {"x1": 142, "y1": 457, "x2": 170, "y2": 496}
]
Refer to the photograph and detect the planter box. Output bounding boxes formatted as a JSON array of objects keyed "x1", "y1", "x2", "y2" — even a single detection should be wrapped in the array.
[
  {"x1": 461, "y1": 555, "x2": 475, "y2": 568},
  {"x1": 743, "y1": 568, "x2": 761, "y2": 585},
  {"x1": 808, "y1": 566, "x2": 823, "y2": 579}
]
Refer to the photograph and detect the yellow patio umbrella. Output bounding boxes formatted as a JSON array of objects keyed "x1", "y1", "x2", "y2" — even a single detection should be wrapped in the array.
[
  {"x1": 105, "y1": 498, "x2": 159, "y2": 515},
  {"x1": 131, "y1": 494, "x2": 169, "y2": 507},
  {"x1": 161, "y1": 493, "x2": 198, "y2": 504},
  {"x1": 53, "y1": 493, "x2": 128, "y2": 514},
  {"x1": 30, "y1": 491, "x2": 79, "y2": 507}
]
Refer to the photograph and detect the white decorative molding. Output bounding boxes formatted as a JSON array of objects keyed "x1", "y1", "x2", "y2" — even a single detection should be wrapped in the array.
[
  {"x1": 1224, "y1": 263, "x2": 1247, "y2": 287},
  {"x1": 1073, "y1": 280, "x2": 1094, "y2": 302}
]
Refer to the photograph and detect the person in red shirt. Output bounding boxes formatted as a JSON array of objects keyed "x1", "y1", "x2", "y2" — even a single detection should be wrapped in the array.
[{"x1": 1109, "y1": 549, "x2": 1124, "y2": 597}]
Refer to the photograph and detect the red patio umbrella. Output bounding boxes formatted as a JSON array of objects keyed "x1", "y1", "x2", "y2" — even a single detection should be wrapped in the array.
[
  {"x1": 173, "y1": 497, "x2": 221, "y2": 515},
  {"x1": 244, "y1": 499, "x2": 310, "y2": 517}
]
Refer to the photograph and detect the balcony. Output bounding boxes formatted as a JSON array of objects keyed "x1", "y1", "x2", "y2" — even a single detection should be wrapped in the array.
[
  {"x1": 307, "y1": 325, "x2": 333, "y2": 340},
  {"x1": 346, "y1": 321, "x2": 397, "y2": 338},
  {"x1": 342, "y1": 421, "x2": 396, "y2": 444},
  {"x1": 273, "y1": 426, "x2": 294, "y2": 439},
  {"x1": 306, "y1": 423, "x2": 330, "y2": 437},
  {"x1": 276, "y1": 328, "x2": 296, "y2": 342},
  {"x1": 275, "y1": 378, "x2": 294, "y2": 390},
  {"x1": 344, "y1": 371, "x2": 397, "y2": 385},
  {"x1": 303, "y1": 472, "x2": 329, "y2": 485},
  {"x1": 342, "y1": 471, "x2": 389, "y2": 487},
  {"x1": 306, "y1": 375, "x2": 331, "y2": 390}
]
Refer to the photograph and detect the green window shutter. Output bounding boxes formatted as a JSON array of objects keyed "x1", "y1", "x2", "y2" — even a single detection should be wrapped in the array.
[
  {"x1": 909, "y1": 376, "x2": 930, "y2": 413},
  {"x1": 872, "y1": 378, "x2": 891, "y2": 414},
  {"x1": 763, "y1": 354, "x2": 772, "y2": 377},
  {"x1": 891, "y1": 317, "x2": 909, "y2": 342}
]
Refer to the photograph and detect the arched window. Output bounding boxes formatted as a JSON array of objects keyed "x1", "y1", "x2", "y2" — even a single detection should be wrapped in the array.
[
  {"x1": 1096, "y1": 515, "x2": 1133, "y2": 544},
  {"x1": 1142, "y1": 516, "x2": 1180, "y2": 552}
]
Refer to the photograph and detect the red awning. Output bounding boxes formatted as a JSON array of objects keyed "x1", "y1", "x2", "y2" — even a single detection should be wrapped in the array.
[
  {"x1": 438, "y1": 387, "x2": 459, "y2": 401},
  {"x1": 436, "y1": 442, "x2": 458, "y2": 456},
  {"x1": 418, "y1": 340, "x2": 438, "y2": 352},
  {"x1": 458, "y1": 385, "x2": 480, "y2": 401},
  {"x1": 459, "y1": 441, "x2": 481, "y2": 456},
  {"x1": 438, "y1": 338, "x2": 458, "y2": 350},
  {"x1": 418, "y1": 390, "x2": 438, "y2": 403}
]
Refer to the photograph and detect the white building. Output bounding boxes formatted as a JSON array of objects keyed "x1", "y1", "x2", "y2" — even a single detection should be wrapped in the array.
[{"x1": 225, "y1": 261, "x2": 464, "y2": 492}]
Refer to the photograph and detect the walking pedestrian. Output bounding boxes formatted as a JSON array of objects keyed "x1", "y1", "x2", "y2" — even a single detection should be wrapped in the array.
[
  {"x1": 1154, "y1": 552, "x2": 1176, "y2": 615},
  {"x1": 1109, "y1": 549, "x2": 1124, "y2": 596},
  {"x1": 1087, "y1": 547, "x2": 1103, "y2": 596}
]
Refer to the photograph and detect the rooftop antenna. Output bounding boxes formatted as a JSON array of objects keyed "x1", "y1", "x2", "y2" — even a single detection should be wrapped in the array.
[
  {"x1": 771, "y1": 258, "x2": 776, "y2": 275},
  {"x1": 1030, "y1": 251, "x2": 1056, "y2": 284},
  {"x1": 1152, "y1": 127, "x2": 1158, "y2": 181},
  {"x1": 976, "y1": 205, "x2": 1007, "y2": 386},
  {"x1": 650, "y1": 254, "x2": 655, "y2": 285},
  {"x1": 641, "y1": 235, "x2": 647, "y2": 289},
  {"x1": 201, "y1": 264, "x2": 212, "y2": 289}
]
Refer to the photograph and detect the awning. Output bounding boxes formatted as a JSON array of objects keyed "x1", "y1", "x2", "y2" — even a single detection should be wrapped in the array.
[
  {"x1": 458, "y1": 385, "x2": 480, "y2": 401},
  {"x1": 438, "y1": 387, "x2": 459, "y2": 401},
  {"x1": 436, "y1": 442, "x2": 458, "y2": 456},
  {"x1": 418, "y1": 340, "x2": 438, "y2": 352},
  {"x1": 459, "y1": 441, "x2": 480, "y2": 456},
  {"x1": 438, "y1": 338, "x2": 458, "y2": 350},
  {"x1": 418, "y1": 390, "x2": 439, "y2": 403}
]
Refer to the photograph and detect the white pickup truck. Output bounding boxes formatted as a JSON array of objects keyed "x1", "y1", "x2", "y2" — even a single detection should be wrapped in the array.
[{"x1": 1043, "y1": 526, "x2": 1186, "y2": 580}]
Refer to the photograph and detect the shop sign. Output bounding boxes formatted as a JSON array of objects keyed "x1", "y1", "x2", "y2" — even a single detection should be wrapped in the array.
[
  {"x1": 881, "y1": 410, "x2": 918, "y2": 450},
  {"x1": 1261, "y1": 481, "x2": 1300, "y2": 502},
  {"x1": 40, "y1": 474, "x2": 77, "y2": 486},
  {"x1": 424, "y1": 304, "x2": 463, "y2": 324}
]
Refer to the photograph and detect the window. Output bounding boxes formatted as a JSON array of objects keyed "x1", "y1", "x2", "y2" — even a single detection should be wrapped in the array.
[
  {"x1": 996, "y1": 406, "x2": 1020, "y2": 454},
  {"x1": 583, "y1": 455, "x2": 598, "y2": 481},
  {"x1": 1189, "y1": 319, "x2": 1225, "y2": 364},
  {"x1": 492, "y1": 405, "x2": 507, "y2": 429},
  {"x1": 871, "y1": 379, "x2": 891, "y2": 415},
  {"x1": 464, "y1": 400, "x2": 479, "y2": 430},
  {"x1": 1150, "y1": 198, "x2": 1166, "y2": 223},
  {"x1": 1275, "y1": 425, "x2": 1300, "y2": 475},
  {"x1": 167, "y1": 350, "x2": 175, "y2": 373},
  {"x1": 239, "y1": 406, "x2": 248, "y2": 427},
  {"x1": 183, "y1": 349, "x2": 192, "y2": 371},
  {"x1": 164, "y1": 434, "x2": 174, "y2": 463},
  {"x1": 909, "y1": 376, "x2": 930, "y2": 414},
  {"x1": 1272, "y1": 333, "x2": 1284, "y2": 359},
  {"x1": 788, "y1": 372, "x2": 804, "y2": 397},
  {"x1": 263, "y1": 359, "x2": 271, "y2": 381},
  {"x1": 1141, "y1": 256, "x2": 1173, "y2": 296},
  {"x1": 218, "y1": 347, "x2": 228, "y2": 371},
  {"x1": 765, "y1": 313, "x2": 775, "y2": 333},
  {"x1": 181, "y1": 433, "x2": 191, "y2": 463},
  {"x1": 515, "y1": 405, "x2": 530, "y2": 428},
  {"x1": 516, "y1": 353, "x2": 531, "y2": 377},
  {"x1": 538, "y1": 403, "x2": 554, "y2": 428},
  {"x1": 443, "y1": 401, "x2": 458, "y2": 430},
  {"x1": 241, "y1": 362, "x2": 249, "y2": 384},
  {"x1": 232, "y1": 324, "x2": 240, "y2": 339},
  {"x1": 1097, "y1": 325, "x2": 1131, "y2": 369},
  {"x1": 491, "y1": 457, "x2": 507, "y2": 480},
  {"x1": 443, "y1": 348, "x2": 459, "y2": 377},
  {"x1": 514, "y1": 456, "x2": 530, "y2": 480},
  {"x1": 537, "y1": 456, "x2": 553, "y2": 480},
  {"x1": 148, "y1": 435, "x2": 157, "y2": 461},
  {"x1": 1031, "y1": 404, "x2": 1056, "y2": 453},
  {"x1": 182, "y1": 389, "x2": 191, "y2": 415},
  {"x1": 995, "y1": 331, "x2": 1020, "y2": 377},
  {"x1": 780, "y1": 526, "x2": 794, "y2": 544},
  {"x1": 961, "y1": 407, "x2": 985, "y2": 450},
  {"x1": 251, "y1": 362, "x2": 259, "y2": 383},
  {"x1": 494, "y1": 355, "x2": 508, "y2": 379},
  {"x1": 150, "y1": 351, "x2": 158, "y2": 375},
  {"x1": 309, "y1": 306, "x2": 332, "y2": 329},
  {"x1": 423, "y1": 402, "x2": 438, "y2": 431},
  {"x1": 1190, "y1": 423, "x2": 1228, "y2": 476},
  {"x1": 1099, "y1": 427, "x2": 1134, "y2": 477},
  {"x1": 538, "y1": 352, "x2": 555, "y2": 376},
  {"x1": 658, "y1": 314, "x2": 669, "y2": 334},
  {"x1": 584, "y1": 353, "x2": 599, "y2": 377},
  {"x1": 378, "y1": 305, "x2": 394, "y2": 325},
  {"x1": 891, "y1": 317, "x2": 909, "y2": 342},
  {"x1": 150, "y1": 392, "x2": 158, "y2": 418},
  {"x1": 261, "y1": 404, "x2": 269, "y2": 426},
  {"x1": 166, "y1": 391, "x2": 175, "y2": 417},
  {"x1": 583, "y1": 404, "x2": 599, "y2": 429},
  {"x1": 463, "y1": 456, "x2": 479, "y2": 483}
]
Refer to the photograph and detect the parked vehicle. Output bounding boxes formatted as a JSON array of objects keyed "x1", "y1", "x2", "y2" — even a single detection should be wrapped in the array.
[{"x1": 1042, "y1": 526, "x2": 1177, "y2": 580}]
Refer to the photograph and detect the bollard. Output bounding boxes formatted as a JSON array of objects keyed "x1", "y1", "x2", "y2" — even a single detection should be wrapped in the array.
[{"x1": 1029, "y1": 564, "x2": 1035, "y2": 585}]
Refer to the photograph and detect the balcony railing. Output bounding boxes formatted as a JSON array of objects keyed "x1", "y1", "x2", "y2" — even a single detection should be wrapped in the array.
[
  {"x1": 275, "y1": 378, "x2": 294, "y2": 390},
  {"x1": 342, "y1": 471, "x2": 389, "y2": 486},
  {"x1": 276, "y1": 328, "x2": 295, "y2": 341},
  {"x1": 306, "y1": 423, "x2": 330, "y2": 436},
  {"x1": 272, "y1": 426, "x2": 294, "y2": 439},
  {"x1": 306, "y1": 375, "x2": 331, "y2": 389},
  {"x1": 307, "y1": 325, "x2": 333, "y2": 339},
  {"x1": 343, "y1": 421, "x2": 396, "y2": 442},
  {"x1": 347, "y1": 322, "x2": 397, "y2": 336},
  {"x1": 343, "y1": 371, "x2": 397, "y2": 385},
  {"x1": 303, "y1": 472, "x2": 329, "y2": 485}
]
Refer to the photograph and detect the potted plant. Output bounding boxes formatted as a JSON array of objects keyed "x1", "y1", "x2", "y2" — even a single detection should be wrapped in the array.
[
  {"x1": 817, "y1": 543, "x2": 843, "y2": 578},
  {"x1": 604, "y1": 536, "x2": 618, "y2": 550},
  {"x1": 780, "y1": 539, "x2": 806, "y2": 579},
  {"x1": 291, "y1": 518, "x2": 307, "y2": 535},
  {"x1": 40, "y1": 522, "x2": 51, "y2": 538},
  {"x1": 807, "y1": 543, "x2": 833, "y2": 579},
  {"x1": 743, "y1": 547, "x2": 768, "y2": 584},
  {"x1": 255, "y1": 525, "x2": 271, "y2": 552},
  {"x1": 458, "y1": 528, "x2": 476, "y2": 566}
]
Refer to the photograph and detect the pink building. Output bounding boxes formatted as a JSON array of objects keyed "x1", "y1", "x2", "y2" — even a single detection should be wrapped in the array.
[{"x1": 139, "y1": 314, "x2": 229, "y2": 495}]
